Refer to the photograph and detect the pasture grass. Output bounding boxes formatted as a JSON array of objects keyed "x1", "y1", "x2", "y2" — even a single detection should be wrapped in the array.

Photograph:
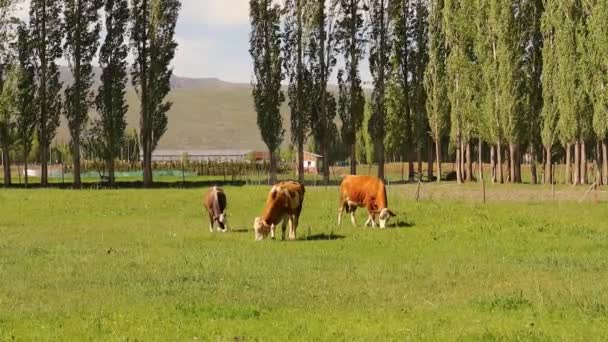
[{"x1": 1, "y1": 184, "x2": 607, "y2": 340}]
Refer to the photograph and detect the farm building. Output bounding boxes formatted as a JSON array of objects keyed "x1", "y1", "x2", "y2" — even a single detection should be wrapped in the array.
[
  {"x1": 295, "y1": 151, "x2": 324, "y2": 175},
  {"x1": 143, "y1": 150, "x2": 253, "y2": 162}
]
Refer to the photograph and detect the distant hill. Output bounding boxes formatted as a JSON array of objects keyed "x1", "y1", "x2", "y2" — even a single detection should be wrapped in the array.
[{"x1": 56, "y1": 67, "x2": 291, "y2": 150}]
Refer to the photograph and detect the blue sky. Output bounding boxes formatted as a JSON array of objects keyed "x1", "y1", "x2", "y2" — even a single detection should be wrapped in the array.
[
  {"x1": 16, "y1": 0, "x2": 253, "y2": 83},
  {"x1": 16, "y1": 0, "x2": 371, "y2": 85},
  {"x1": 174, "y1": 0, "x2": 251, "y2": 82}
]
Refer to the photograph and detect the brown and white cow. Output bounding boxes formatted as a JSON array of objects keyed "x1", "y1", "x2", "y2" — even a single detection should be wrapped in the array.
[
  {"x1": 203, "y1": 186, "x2": 228, "y2": 232},
  {"x1": 338, "y1": 175, "x2": 396, "y2": 229},
  {"x1": 253, "y1": 181, "x2": 305, "y2": 241}
]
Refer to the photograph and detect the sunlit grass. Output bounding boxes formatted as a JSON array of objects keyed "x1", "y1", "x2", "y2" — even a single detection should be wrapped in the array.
[{"x1": 1, "y1": 185, "x2": 607, "y2": 340}]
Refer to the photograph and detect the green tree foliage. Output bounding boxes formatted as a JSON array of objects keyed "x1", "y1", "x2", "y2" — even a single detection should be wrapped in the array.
[
  {"x1": 14, "y1": 24, "x2": 36, "y2": 187},
  {"x1": 367, "y1": 0, "x2": 391, "y2": 180},
  {"x1": 587, "y1": 0, "x2": 608, "y2": 183},
  {"x1": 308, "y1": 0, "x2": 338, "y2": 184},
  {"x1": 540, "y1": 0, "x2": 560, "y2": 184},
  {"x1": 30, "y1": 0, "x2": 64, "y2": 187},
  {"x1": 283, "y1": 0, "x2": 309, "y2": 182},
  {"x1": 0, "y1": 64, "x2": 17, "y2": 186},
  {"x1": 519, "y1": 0, "x2": 544, "y2": 184},
  {"x1": 96, "y1": 0, "x2": 129, "y2": 185},
  {"x1": 130, "y1": 0, "x2": 180, "y2": 187},
  {"x1": 63, "y1": 0, "x2": 103, "y2": 188},
  {"x1": 250, "y1": 0, "x2": 285, "y2": 183},
  {"x1": 424, "y1": 0, "x2": 449, "y2": 182},
  {"x1": 443, "y1": 0, "x2": 478, "y2": 183},
  {"x1": 336, "y1": 0, "x2": 366, "y2": 175}
]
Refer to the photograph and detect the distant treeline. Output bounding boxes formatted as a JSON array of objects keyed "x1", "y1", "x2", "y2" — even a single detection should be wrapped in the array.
[
  {"x1": 250, "y1": 0, "x2": 608, "y2": 186},
  {"x1": 0, "y1": 0, "x2": 180, "y2": 188}
]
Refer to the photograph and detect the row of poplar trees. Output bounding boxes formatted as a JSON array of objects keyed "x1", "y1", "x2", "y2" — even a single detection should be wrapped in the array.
[
  {"x1": 0, "y1": 0, "x2": 180, "y2": 188},
  {"x1": 250, "y1": 0, "x2": 608, "y2": 186}
]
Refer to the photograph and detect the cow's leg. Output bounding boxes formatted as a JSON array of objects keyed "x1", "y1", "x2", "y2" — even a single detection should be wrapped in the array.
[
  {"x1": 338, "y1": 205, "x2": 344, "y2": 227},
  {"x1": 208, "y1": 213, "x2": 214, "y2": 233},
  {"x1": 350, "y1": 209, "x2": 357, "y2": 227},
  {"x1": 281, "y1": 216, "x2": 288, "y2": 241},
  {"x1": 370, "y1": 214, "x2": 377, "y2": 228},
  {"x1": 289, "y1": 214, "x2": 298, "y2": 240},
  {"x1": 365, "y1": 214, "x2": 373, "y2": 227},
  {"x1": 270, "y1": 224, "x2": 276, "y2": 240}
]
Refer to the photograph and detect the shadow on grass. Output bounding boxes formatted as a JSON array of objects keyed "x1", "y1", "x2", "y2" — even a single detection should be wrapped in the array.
[
  {"x1": 302, "y1": 233, "x2": 346, "y2": 241},
  {"x1": 230, "y1": 228, "x2": 250, "y2": 234},
  {"x1": 390, "y1": 220, "x2": 415, "y2": 228}
]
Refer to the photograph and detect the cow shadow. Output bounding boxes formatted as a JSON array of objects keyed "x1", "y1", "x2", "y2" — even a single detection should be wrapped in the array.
[
  {"x1": 229, "y1": 228, "x2": 250, "y2": 234},
  {"x1": 389, "y1": 220, "x2": 415, "y2": 229},
  {"x1": 302, "y1": 233, "x2": 346, "y2": 241}
]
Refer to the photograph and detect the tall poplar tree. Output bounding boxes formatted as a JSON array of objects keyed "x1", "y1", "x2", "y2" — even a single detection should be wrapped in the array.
[
  {"x1": 309, "y1": 0, "x2": 338, "y2": 184},
  {"x1": 14, "y1": 24, "x2": 36, "y2": 187},
  {"x1": 367, "y1": 0, "x2": 391, "y2": 180},
  {"x1": 444, "y1": 0, "x2": 478, "y2": 184},
  {"x1": 64, "y1": 0, "x2": 103, "y2": 188},
  {"x1": 424, "y1": 0, "x2": 449, "y2": 182},
  {"x1": 520, "y1": 0, "x2": 544, "y2": 184},
  {"x1": 283, "y1": 0, "x2": 309, "y2": 182},
  {"x1": 130, "y1": 0, "x2": 180, "y2": 187},
  {"x1": 250, "y1": 0, "x2": 285, "y2": 183},
  {"x1": 336, "y1": 0, "x2": 366, "y2": 175},
  {"x1": 30, "y1": 0, "x2": 63, "y2": 187},
  {"x1": 587, "y1": 0, "x2": 608, "y2": 185},
  {"x1": 0, "y1": 65, "x2": 17, "y2": 186},
  {"x1": 540, "y1": 0, "x2": 560, "y2": 184},
  {"x1": 96, "y1": 0, "x2": 129, "y2": 185}
]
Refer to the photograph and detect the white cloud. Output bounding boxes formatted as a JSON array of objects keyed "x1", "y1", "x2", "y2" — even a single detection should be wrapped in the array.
[{"x1": 180, "y1": 0, "x2": 249, "y2": 28}]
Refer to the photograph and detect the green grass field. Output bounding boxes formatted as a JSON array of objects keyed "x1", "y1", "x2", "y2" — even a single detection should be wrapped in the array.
[{"x1": 1, "y1": 184, "x2": 607, "y2": 340}]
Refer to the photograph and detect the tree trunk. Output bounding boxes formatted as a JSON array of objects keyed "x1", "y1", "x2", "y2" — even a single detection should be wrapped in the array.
[
  {"x1": 322, "y1": 139, "x2": 330, "y2": 185},
  {"x1": 269, "y1": 148, "x2": 278, "y2": 184},
  {"x1": 416, "y1": 146, "x2": 422, "y2": 181},
  {"x1": 581, "y1": 140, "x2": 587, "y2": 185},
  {"x1": 297, "y1": 137, "x2": 305, "y2": 183},
  {"x1": 456, "y1": 133, "x2": 462, "y2": 184},
  {"x1": 2, "y1": 145, "x2": 11, "y2": 187},
  {"x1": 574, "y1": 141, "x2": 580, "y2": 185},
  {"x1": 490, "y1": 145, "x2": 496, "y2": 183},
  {"x1": 72, "y1": 131, "x2": 82, "y2": 189},
  {"x1": 466, "y1": 142, "x2": 472, "y2": 182},
  {"x1": 564, "y1": 143, "x2": 570, "y2": 184},
  {"x1": 515, "y1": 145, "x2": 522, "y2": 183},
  {"x1": 408, "y1": 146, "x2": 415, "y2": 181},
  {"x1": 23, "y1": 147, "x2": 29, "y2": 188},
  {"x1": 545, "y1": 145, "x2": 552, "y2": 184},
  {"x1": 596, "y1": 140, "x2": 602, "y2": 186},
  {"x1": 497, "y1": 140, "x2": 503, "y2": 184},
  {"x1": 435, "y1": 138, "x2": 441, "y2": 183},
  {"x1": 530, "y1": 145, "x2": 538, "y2": 185},
  {"x1": 41, "y1": 144, "x2": 49, "y2": 187},
  {"x1": 350, "y1": 142, "x2": 356, "y2": 175},
  {"x1": 107, "y1": 157, "x2": 115, "y2": 186},
  {"x1": 603, "y1": 139, "x2": 608, "y2": 186},
  {"x1": 378, "y1": 142, "x2": 385, "y2": 181},
  {"x1": 427, "y1": 136, "x2": 434, "y2": 181},
  {"x1": 478, "y1": 140, "x2": 483, "y2": 182},
  {"x1": 508, "y1": 143, "x2": 515, "y2": 183}
]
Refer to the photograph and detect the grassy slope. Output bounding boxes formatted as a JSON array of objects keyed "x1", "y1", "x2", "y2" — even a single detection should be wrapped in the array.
[
  {"x1": 55, "y1": 79, "x2": 292, "y2": 151},
  {"x1": 1, "y1": 185, "x2": 607, "y2": 340}
]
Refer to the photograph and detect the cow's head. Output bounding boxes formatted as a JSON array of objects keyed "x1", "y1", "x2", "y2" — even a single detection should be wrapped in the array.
[
  {"x1": 253, "y1": 217, "x2": 271, "y2": 241},
  {"x1": 378, "y1": 208, "x2": 396, "y2": 228}
]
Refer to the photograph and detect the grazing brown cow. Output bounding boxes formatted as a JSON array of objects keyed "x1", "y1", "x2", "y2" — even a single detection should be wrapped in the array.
[
  {"x1": 338, "y1": 175, "x2": 396, "y2": 229},
  {"x1": 253, "y1": 181, "x2": 305, "y2": 241},
  {"x1": 203, "y1": 186, "x2": 228, "y2": 232}
]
